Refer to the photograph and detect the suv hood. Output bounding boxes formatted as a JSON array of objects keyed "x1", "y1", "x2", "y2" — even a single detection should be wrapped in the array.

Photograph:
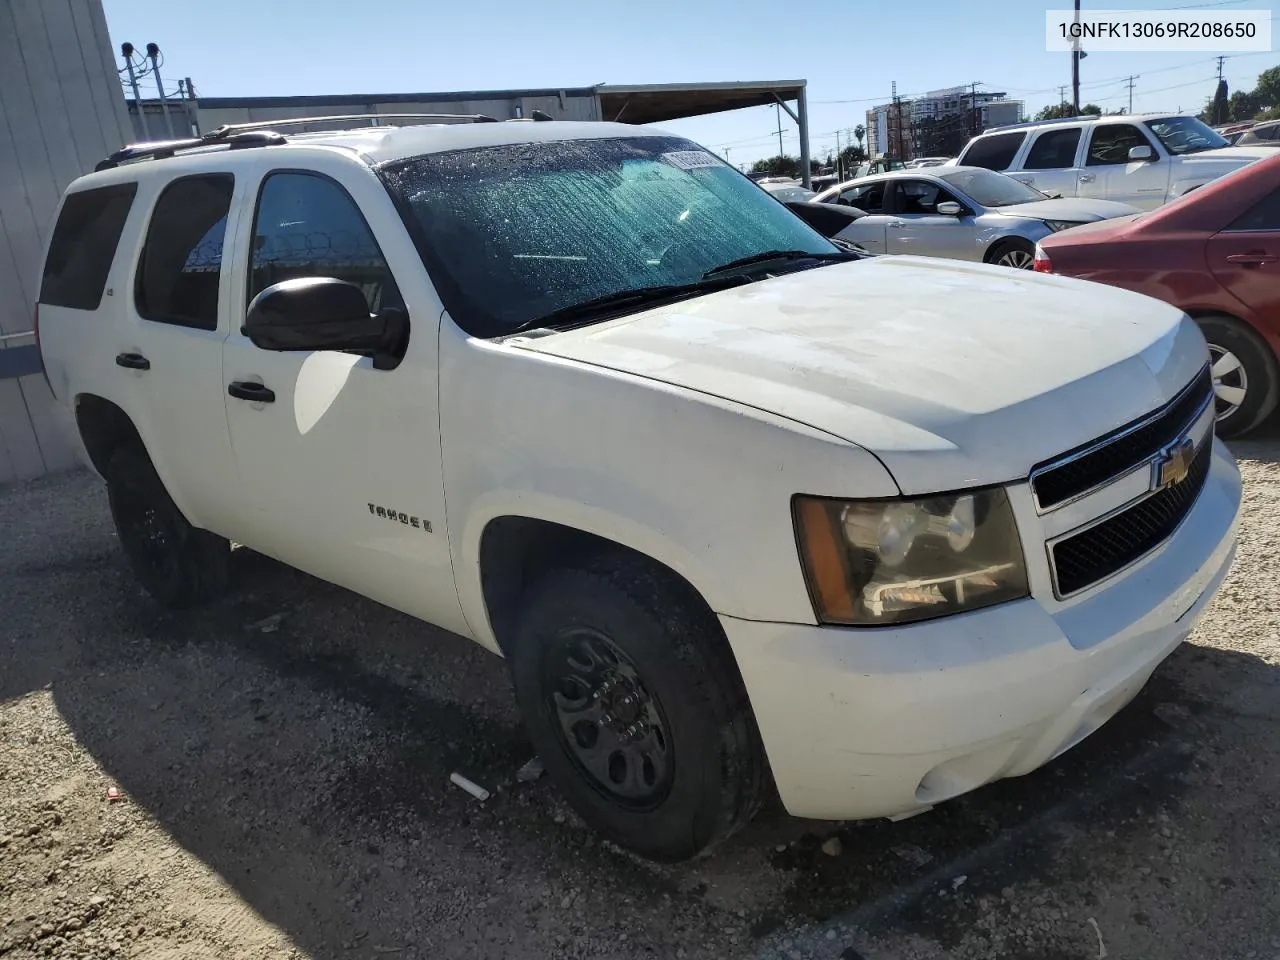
[
  {"x1": 995, "y1": 197, "x2": 1140, "y2": 222},
  {"x1": 1182, "y1": 145, "x2": 1273, "y2": 166},
  {"x1": 512, "y1": 257, "x2": 1205, "y2": 494}
]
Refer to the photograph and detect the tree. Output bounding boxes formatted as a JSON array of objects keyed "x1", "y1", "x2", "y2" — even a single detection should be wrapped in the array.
[
  {"x1": 1207, "y1": 79, "x2": 1229, "y2": 125},
  {"x1": 1034, "y1": 101, "x2": 1102, "y2": 121},
  {"x1": 1229, "y1": 89, "x2": 1261, "y2": 121},
  {"x1": 1254, "y1": 65, "x2": 1280, "y2": 111},
  {"x1": 749, "y1": 155, "x2": 800, "y2": 178},
  {"x1": 854, "y1": 124, "x2": 865, "y2": 153},
  {"x1": 838, "y1": 144, "x2": 867, "y2": 169}
]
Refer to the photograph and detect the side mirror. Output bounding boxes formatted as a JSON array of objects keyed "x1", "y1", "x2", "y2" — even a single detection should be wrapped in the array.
[
  {"x1": 1128, "y1": 145, "x2": 1155, "y2": 162},
  {"x1": 244, "y1": 277, "x2": 404, "y2": 366},
  {"x1": 936, "y1": 201, "x2": 963, "y2": 216}
]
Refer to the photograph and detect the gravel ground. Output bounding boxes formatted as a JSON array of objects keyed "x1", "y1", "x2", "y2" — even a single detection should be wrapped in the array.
[{"x1": 2, "y1": 434, "x2": 1279, "y2": 960}]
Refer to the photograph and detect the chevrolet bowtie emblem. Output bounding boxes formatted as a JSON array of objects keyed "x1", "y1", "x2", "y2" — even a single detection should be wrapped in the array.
[{"x1": 1154, "y1": 436, "x2": 1195, "y2": 490}]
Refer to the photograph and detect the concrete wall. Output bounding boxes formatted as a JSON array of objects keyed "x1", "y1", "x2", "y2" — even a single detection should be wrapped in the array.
[{"x1": 0, "y1": 0, "x2": 133, "y2": 483}]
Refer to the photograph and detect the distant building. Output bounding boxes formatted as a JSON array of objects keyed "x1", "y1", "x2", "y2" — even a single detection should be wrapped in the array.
[{"x1": 865, "y1": 86, "x2": 1023, "y2": 160}]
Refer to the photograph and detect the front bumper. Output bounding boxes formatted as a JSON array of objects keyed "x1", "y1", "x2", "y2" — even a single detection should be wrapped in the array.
[{"x1": 723, "y1": 437, "x2": 1241, "y2": 821}]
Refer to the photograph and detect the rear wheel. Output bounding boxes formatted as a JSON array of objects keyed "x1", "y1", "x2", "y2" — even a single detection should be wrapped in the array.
[
  {"x1": 104, "y1": 444, "x2": 230, "y2": 608},
  {"x1": 987, "y1": 238, "x2": 1036, "y2": 270},
  {"x1": 1196, "y1": 315, "x2": 1279, "y2": 438},
  {"x1": 508, "y1": 555, "x2": 766, "y2": 862}
]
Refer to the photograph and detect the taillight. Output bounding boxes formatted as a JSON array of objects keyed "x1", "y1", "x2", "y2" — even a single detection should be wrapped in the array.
[{"x1": 1033, "y1": 245, "x2": 1053, "y2": 273}]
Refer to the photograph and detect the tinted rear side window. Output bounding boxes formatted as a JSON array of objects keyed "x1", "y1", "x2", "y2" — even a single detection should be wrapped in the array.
[
  {"x1": 39, "y1": 184, "x2": 137, "y2": 310},
  {"x1": 135, "y1": 174, "x2": 234, "y2": 330},
  {"x1": 1228, "y1": 188, "x2": 1280, "y2": 231},
  {"x1": 960, "y1": 132, "x2": 1026, "y2": 171},
  {"x1": 1024, "y1": 128, "x2": 1082, "y2": 170}
]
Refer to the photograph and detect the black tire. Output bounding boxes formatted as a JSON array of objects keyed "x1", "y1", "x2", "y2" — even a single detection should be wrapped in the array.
[
  {"x1": 1196, "y1": 315, "x2": 1279, "y2": 439},
  {"x1": 509, "y1": 555, "x2": 766, "y2": 862},
  {"x1": 103, "y1": 444, "x2": 230, "y2": 608},
  {"x1": 986, "y1": 237, "x2": 1036, "y2": 270}
]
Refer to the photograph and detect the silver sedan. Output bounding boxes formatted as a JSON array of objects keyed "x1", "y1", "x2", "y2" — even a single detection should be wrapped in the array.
[{"x1": 811, "y1": 167, "x2": 1140, "y2": 269}]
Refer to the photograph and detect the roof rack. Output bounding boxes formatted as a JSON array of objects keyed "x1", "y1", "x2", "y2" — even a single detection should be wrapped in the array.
[
  {"x1": 984, "y1": 114, "x2": 1102, "y2": 134},
  {"x1": 94, "y1": 111, "x2": 499, "y2": 171}
]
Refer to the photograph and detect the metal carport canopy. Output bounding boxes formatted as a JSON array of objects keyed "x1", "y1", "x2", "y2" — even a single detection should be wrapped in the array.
[{"x1": 596, "y1": 80, "x2": 812, "y2": 187}]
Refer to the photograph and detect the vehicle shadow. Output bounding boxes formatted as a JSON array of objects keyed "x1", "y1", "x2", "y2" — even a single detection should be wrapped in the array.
[{"x1": 2, "y1": 469, "x2": 1278, "y2": 960}]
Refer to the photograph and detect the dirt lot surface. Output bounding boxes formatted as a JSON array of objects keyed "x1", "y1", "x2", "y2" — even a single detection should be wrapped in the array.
[{"x1": 2, "y1": 436, "x2": 1279, "y2": 960}]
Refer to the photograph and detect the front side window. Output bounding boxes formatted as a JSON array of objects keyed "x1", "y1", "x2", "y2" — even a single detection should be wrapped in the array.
[
  {"x1": 135, "y1": 174, "x2": 233, "y2": 330},
  {"x1": 41, "y1": 183, "x2": 137, "y2": 310},
  {"x1": 892, "y1": 180, "x2": 958, "y2": 214},
  {"x1": 959, "y1": 132, "x2": 1026, "y2": 171},
  {"x1": 1024, "y1": 128, "x2": 1082, "y2": 170},
  {"x1": 1087, "y1": 125, "x2": 1155, "y2": 166},
  {"x1": 1144, "y1": 116, "x2": 1229, "y2": 156},
  {"x1": 249, "y1": 172, "x2": 402, "y2": 314},
  {"x1": 1227, "y1": 187, "x2": 1280, "y2": 231},
  {"x1": 381, "y1": 136, "x2": 836, "y2": 337},
  {"x1": 937, "y1": 169, "x2": 1043, "y2": 208}
]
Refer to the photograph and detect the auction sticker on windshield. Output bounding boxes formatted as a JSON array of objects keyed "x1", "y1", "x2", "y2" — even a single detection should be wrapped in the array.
[{"x1": 660, "y1": 150, "x2": 723, "y2": 170}]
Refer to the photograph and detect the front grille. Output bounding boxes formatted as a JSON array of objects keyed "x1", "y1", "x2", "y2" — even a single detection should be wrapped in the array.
[
  {"x1": 1051, "y1": 436, "x2": 1212, "y2": 596},
  {"x1": 1032, "y1": 366, "x2": 1213, "y2": 510}
]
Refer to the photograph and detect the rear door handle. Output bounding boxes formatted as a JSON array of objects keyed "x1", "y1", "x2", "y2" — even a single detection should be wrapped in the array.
[
  {"x1": 1078, "y1": 174, "x2": 1096, "y2": 183},
  {"x1": 227, "y1": 381, "x2": 275, "y2": 403},
  {"x1": 1225, "y1": 252, "x2": 1277, "y2": 265},
  {"x1": 115, "y1": 352, "x2": 150, "y2": 371}
]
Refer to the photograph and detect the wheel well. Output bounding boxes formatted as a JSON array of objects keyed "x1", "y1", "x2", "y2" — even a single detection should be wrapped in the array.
[
  {"x1": 478, "y1": 517, "x2": 716, "y2": 656},
  {"x1": 983, "y1": 236, "x2": 1032, "y2": 263},
  {"x1": 74, "y1": 395, "x2": 142, "y2": 475}
]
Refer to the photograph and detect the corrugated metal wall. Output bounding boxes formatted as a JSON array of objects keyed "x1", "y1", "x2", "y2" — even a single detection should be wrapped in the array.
[{"x1": 0, "y1": 0, "x2": 133, "y2": 483}]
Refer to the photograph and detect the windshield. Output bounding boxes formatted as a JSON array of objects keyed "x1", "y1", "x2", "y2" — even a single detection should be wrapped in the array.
[
  {"x1": 936, "y1": 169, "x2": 1044, "y2": 207},
  {"x1": 1144, "y1": 116, "x2": 1229, "y2": 155},
  {"x1": 382, "y1": 136, "x2": 836, "y2": 337}
]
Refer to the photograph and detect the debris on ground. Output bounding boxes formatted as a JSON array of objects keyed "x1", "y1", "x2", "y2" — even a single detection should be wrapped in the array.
[
  {"x1": 516, "y1": 756, "x2": 546, "y2": 783},
  {"x1": 450, "y1": 772, "x2": 491, "y2": 802},
  {"x1": 821, "y1": 836, "x2": 843, "y2": 857}
]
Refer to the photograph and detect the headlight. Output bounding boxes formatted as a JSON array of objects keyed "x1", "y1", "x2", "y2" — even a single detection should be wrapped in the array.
[
  {"x1": 1043, "y1": 220, "x2": 1084, "y2": 233},
  {"x1": 793, "y1": 489, "x2": 1029, "y2": 626}
]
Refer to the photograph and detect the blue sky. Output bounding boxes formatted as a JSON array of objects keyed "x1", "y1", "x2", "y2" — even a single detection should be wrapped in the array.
[{"x1": 102, "y1": 0, "x2": 1278, "y2": 166}]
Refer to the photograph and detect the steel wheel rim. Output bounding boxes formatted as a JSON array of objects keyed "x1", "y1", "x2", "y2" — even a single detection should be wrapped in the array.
[
  {"x1": 1208, "y1": 343, "x2": 1248, "y2": 423},
  {"x1": 541, "y1": 627, "x2": 674, "y2": 809},
  {"x1": 997, "y1": 248, "x2": 1034, "y2": 269}
]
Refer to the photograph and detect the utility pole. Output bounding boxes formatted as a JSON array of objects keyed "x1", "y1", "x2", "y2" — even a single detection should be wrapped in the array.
[
  {"x1": 1124, "y1": 76, "x2": 1137, "y2": 114},
  {"x1": 146, "y1": 43, "x2": 176, "y2": 139},
  {"x1": 1059, "y1": 85, "x2": 1066, "y2": 107},
  {"x1": 1071, "y1": 0, "x2": 1082, "y2": 114},
  {"x1": 835, "y1": 128, "x2": 842, "y2": 180},
  {"x1": 178, "y1": 77, "x2": 198, "y2": 136},
  {"x1": 970, "y1": 82, "x2": 979, "y2": 138},
  {"x1": 775, "y1": 103, "x2": 784, "y2": 158},
  {"x1": 120, "y1": 43, "x2": 150, "y2": 140},
  {"x1": 1217, "y1": 56, "x2": 1227, "y2": 82}
]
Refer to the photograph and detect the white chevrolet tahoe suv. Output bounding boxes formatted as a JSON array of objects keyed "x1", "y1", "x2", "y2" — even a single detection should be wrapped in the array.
[
  {"x1": 35, "y1": 115, "x2": 1241, "y2": 862},
  {"x1": 952, "y1": 113, "x2": 1271, "y2": 210}
]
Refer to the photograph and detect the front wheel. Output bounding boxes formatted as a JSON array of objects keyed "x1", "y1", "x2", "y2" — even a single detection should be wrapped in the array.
[
  {"x1": 987, "y1": 238, "x2": 1036, "y2": 270},
  {"x1": 508, "y1": 557, "x2": 766, "y2": 862},
  {"x1": 1197, "y1": 315, "x2": 1279, "y2": 438}
]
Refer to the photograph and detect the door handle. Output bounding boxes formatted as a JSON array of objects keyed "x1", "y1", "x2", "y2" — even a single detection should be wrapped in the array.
[
  {"x1": 227, "y1": 381, "x2": 276, "y2": 403},
  {"x1": 1078, "y1": 174, "x2": 1096, "y2": 183},
  {"x1": 1225, "y1": 252, "x2": 1277, "y2": 266},
  {"x1": 115, "y1": 352, "x2": 150, "y2": 371},
  {"x1": 888, "y1": 222, "x2": 904, "y2": 229}
]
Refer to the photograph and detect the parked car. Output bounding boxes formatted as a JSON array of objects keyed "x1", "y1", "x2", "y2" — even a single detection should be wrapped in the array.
[
  {"x1": 1234, "y1": 119, "x2": 1280, "y2": 147},
  {"x1": 759, "y1": 179, "x2": 817, "y2": 202},
  {"x1": 950, "y1": 114, "x2": 1271, "y2": 210},
  {"x1": 811, "y1": 166, "x2": 1138, "y2": 267},
  {"x1": 779, "y1": 200, "x2": 874, "y2": 255},
  {"x1": 1035, "y1": 153, "x2": 1280, "y2": 438},
  {"x1": 36, "y1": 115, "x2": 1240, "y2": 862}
]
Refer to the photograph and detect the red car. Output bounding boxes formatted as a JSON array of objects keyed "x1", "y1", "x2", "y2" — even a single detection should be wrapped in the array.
[{"x1": 1035, "y1": 152, "x2": 1280, "y2": 438}]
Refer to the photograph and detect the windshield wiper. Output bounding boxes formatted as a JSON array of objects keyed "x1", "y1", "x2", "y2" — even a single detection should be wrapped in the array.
[
  {"x1": 512, "y1": 275, "x2": 752, "y2": 334},
  {"x1": 702, "y1": 249, "x2": 852, "y2": 278}
]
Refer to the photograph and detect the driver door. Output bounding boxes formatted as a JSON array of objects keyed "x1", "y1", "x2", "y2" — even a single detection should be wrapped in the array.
[
  {"x1": 829, "y1": 180, "x2": 890, "y2": 253},
  {"x1": 220, "y1": 155, "x2": 467, "y2": 634},
  {"x1": 1078, "y1": 124, "x2": 1170, "y2": 210},
  {"x1": 884, "y1": 179, "x2": 978, "y2": 261}
]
